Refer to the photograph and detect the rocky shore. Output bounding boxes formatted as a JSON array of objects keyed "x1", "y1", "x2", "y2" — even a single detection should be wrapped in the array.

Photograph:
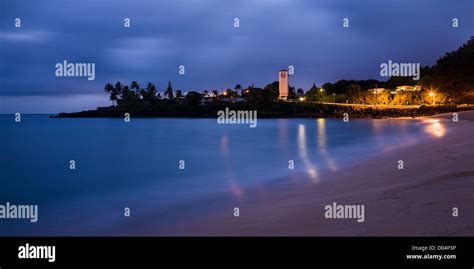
[{"x1": 52, "y1": 102, "x2": 472, "y2": 119}]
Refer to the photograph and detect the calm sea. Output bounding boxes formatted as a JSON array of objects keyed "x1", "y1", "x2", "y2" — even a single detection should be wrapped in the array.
[{"x1": 0, "y1": 115, "x2": 442, "y2": 235}]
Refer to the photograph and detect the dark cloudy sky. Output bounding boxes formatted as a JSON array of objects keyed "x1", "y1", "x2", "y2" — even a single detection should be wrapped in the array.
[{"x1": 0, "y1": 0, "x2": 473, "y2": 113}]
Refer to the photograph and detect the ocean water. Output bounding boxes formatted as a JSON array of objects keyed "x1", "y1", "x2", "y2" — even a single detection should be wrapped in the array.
[{"x1": 0, "y1": 115, "x2": 444, "y2": 235}]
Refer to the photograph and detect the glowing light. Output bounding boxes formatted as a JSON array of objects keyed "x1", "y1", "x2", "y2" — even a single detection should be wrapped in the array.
[
  {"x1": 423, "y1": 119, "x2": 446, "y2": 138},
  {"x1": 229, "y1": 183, "x2": 244, "y2": 199},
  {"x1": 298, "y1": 124, "x2": 319, "y2": 182},
  {"x1": 316, "y1": 119, "x2": 338, "y2": 172},
  {"x1": 317, "y1": 118, "x2": 327, "y2": 150},
  {"x1": 299, "y1": 97, "x2": 305, "y2": 101},
  {"x1": 428, "y1": 91, "x2": 436, "y2": 105},
  {"x1": 220, "y1": 135, "x2": 229, "y2": 156}
]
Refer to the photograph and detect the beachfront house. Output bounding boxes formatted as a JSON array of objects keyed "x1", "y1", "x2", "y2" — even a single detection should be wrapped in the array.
[
  {"x1": 367, "y1": 88, "x2": 387, "y2": 94},
  {"x1": 395, "y1": 85, "x2": 422, "y2": 92}
]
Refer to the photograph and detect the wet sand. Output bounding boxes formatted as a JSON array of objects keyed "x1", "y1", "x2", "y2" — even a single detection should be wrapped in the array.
[{"x1": 171, "y1": 111, "x2": 474, "y2": 236}]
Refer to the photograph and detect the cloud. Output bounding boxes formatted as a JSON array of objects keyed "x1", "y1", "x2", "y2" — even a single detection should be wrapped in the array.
[
  {"x1": 0, "y1": 0, "x2": 473, "y2": 112},
  {"x1": 0, "y1": 30, "x2": 54, "y2": 43},
  {"x1": 106, "y1": 37, "x2": 178, "y2": 69}
]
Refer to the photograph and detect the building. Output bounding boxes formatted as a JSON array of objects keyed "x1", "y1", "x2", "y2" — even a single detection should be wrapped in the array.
[
  {"x1": 200, "y1": 96, "x2": 214, "y2": 105},
  {"x1": 367, "y1": 88, "x2": 387, "y2": 94},
  {"x1": 220, "y1": 97, "x2": 246, "y2": 103},
  {"x1": 279, "y1": 70, "x2": 289, "y2": 99},
  {"x1": 396, "y1": 85, "x2": 422, "y2": 92}
]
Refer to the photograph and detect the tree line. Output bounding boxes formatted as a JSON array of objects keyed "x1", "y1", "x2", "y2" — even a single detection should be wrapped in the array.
[{"x1": 104, "y1": 37, "x2": 473, "y2": 107}]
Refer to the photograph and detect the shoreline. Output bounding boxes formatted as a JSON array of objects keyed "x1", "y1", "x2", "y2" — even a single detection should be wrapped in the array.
[
  {"x1": 166, "y1": 111, "x2": 474, "y2": 236},
  {"x1": 51, "y1": 103, "x2": 473, "y2": 119}
]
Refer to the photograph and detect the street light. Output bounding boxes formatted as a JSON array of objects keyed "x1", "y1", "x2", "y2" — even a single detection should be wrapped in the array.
[
  {"x1": 332, "y1": 93, "x2": 336, "y2": 103},
  {"x1": 429, "y1": 91, "x2": 435, "y2": 105}
]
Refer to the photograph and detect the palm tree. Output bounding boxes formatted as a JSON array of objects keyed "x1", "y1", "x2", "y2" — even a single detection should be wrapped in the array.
[
  {"x1": 144, "y1": 82, "x2": 157, "y2": 101},
  {"x1": 297, "y1": 88, "x2": 304, "y2": 97},
  {"x1": 122, "y1": 85, "x2": 132, "y2": 104},
  {"x1": 139, "y1": 88, "x2": 146, "y2": 99},
  {"x1": 113, "y1": 81, "x2": 126, "y2": 105},
  {"x1": 114, "y1": 81, "x2": 124, "y2": 99},
  {"x1": 130, "y1": 81, "x2": 140, "y2": 94},
  {"x1": 104, "y1": 83, "x2": 117, "y2": 106},
  {"x1": 176, "y1": 90, "x2": 183, "y2": 99}
]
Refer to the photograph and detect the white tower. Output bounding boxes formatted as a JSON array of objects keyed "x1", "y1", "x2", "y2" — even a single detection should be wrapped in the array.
[{"x1": 279, "y1": 70, "x2": 289, "y2": 99}]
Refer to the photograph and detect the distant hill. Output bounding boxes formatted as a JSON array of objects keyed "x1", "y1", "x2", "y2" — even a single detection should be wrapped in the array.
[{"x1": 420, "y1": 37, "x2": 474, "y2": 103}]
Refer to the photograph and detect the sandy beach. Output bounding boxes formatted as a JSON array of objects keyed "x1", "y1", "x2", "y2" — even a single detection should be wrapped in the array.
[{"x1": 170, "y1": 111, "x2": 474, "y2": 236}]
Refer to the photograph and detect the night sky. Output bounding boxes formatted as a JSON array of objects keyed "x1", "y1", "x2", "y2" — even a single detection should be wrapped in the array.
[{"x1": 1, "y1": 0, "x2": 473, "y2": 113}]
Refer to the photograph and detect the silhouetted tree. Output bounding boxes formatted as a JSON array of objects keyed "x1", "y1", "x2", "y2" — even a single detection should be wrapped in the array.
[
  {"x1": 114, "y1": 82, "x2": 125, "y2": 105},
  {"x1": 130, "y1": 81, "x2": 140, "y2": 94},
  {"x1": 176, "y1": 90, "x2": 183, "y2": 99},
  {"x1": 235, "y1": 84, "x2": 243, "y2": 96},
  {"x1": 142, "y1": 83, "x2": 157, "y2": 102},
  {"x1": 104, "y1": 83, "x2": 118, "y2": 106},
  {"x1": 211, "y1": 90, "x2": 219, "y2": 100},
  {"x1": 346, "y1": 83, "x2": 364, "y2": 104},
  {"x1": 296, "y1": 88, "x2": 304, "y2": 97},
  {"x1": 120, "y1": 85, "x2": 135, "y2": 105},
  {"x1": 185, "y1": 91, "x2": 202, "y2": 106},
  {"x1": 164, "y1": 81, "x2": 174, "y2": 99},
  {"x1": 305, "y1": 83, "x2": 325, "y2": 102},
  {"x1": 223, "y1": 88, "x2": 239, "y2": 98},
  {"x1": 114, "y1": 82, "x2": 124, "y2": 97},
  {"x1": 259, "y1": 82, "x2": 279, "y2": 106},
  {"x1": 288, "y1": 86, "x2": 297, "y2": 100},
  {"x1": 420, "y1": 36, "x2": 474, "y2": 103}
]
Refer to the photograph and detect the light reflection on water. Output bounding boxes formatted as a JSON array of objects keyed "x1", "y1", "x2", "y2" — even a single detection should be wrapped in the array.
[
  {"x1": 316, "y1": 118, "x2": 338, "y2": 173},
  {"x1": 0, "y1": 115, "x2": 438, "y2": 235},
  {"x1": 293, "y1": 117, "x2": 447, "y2": 184},
  {"x1": 298, "y1": 124, "x2": 320, "y2": 182},
  {"x1": 220, "y1": 134, "x2": 245, "y2": 200},
  {"x1": 370, "y1": 119, "x2": 418, "y2": 153},
  {"x1": 423, "y1": 119, "x2": 446, "y2": 138}
]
